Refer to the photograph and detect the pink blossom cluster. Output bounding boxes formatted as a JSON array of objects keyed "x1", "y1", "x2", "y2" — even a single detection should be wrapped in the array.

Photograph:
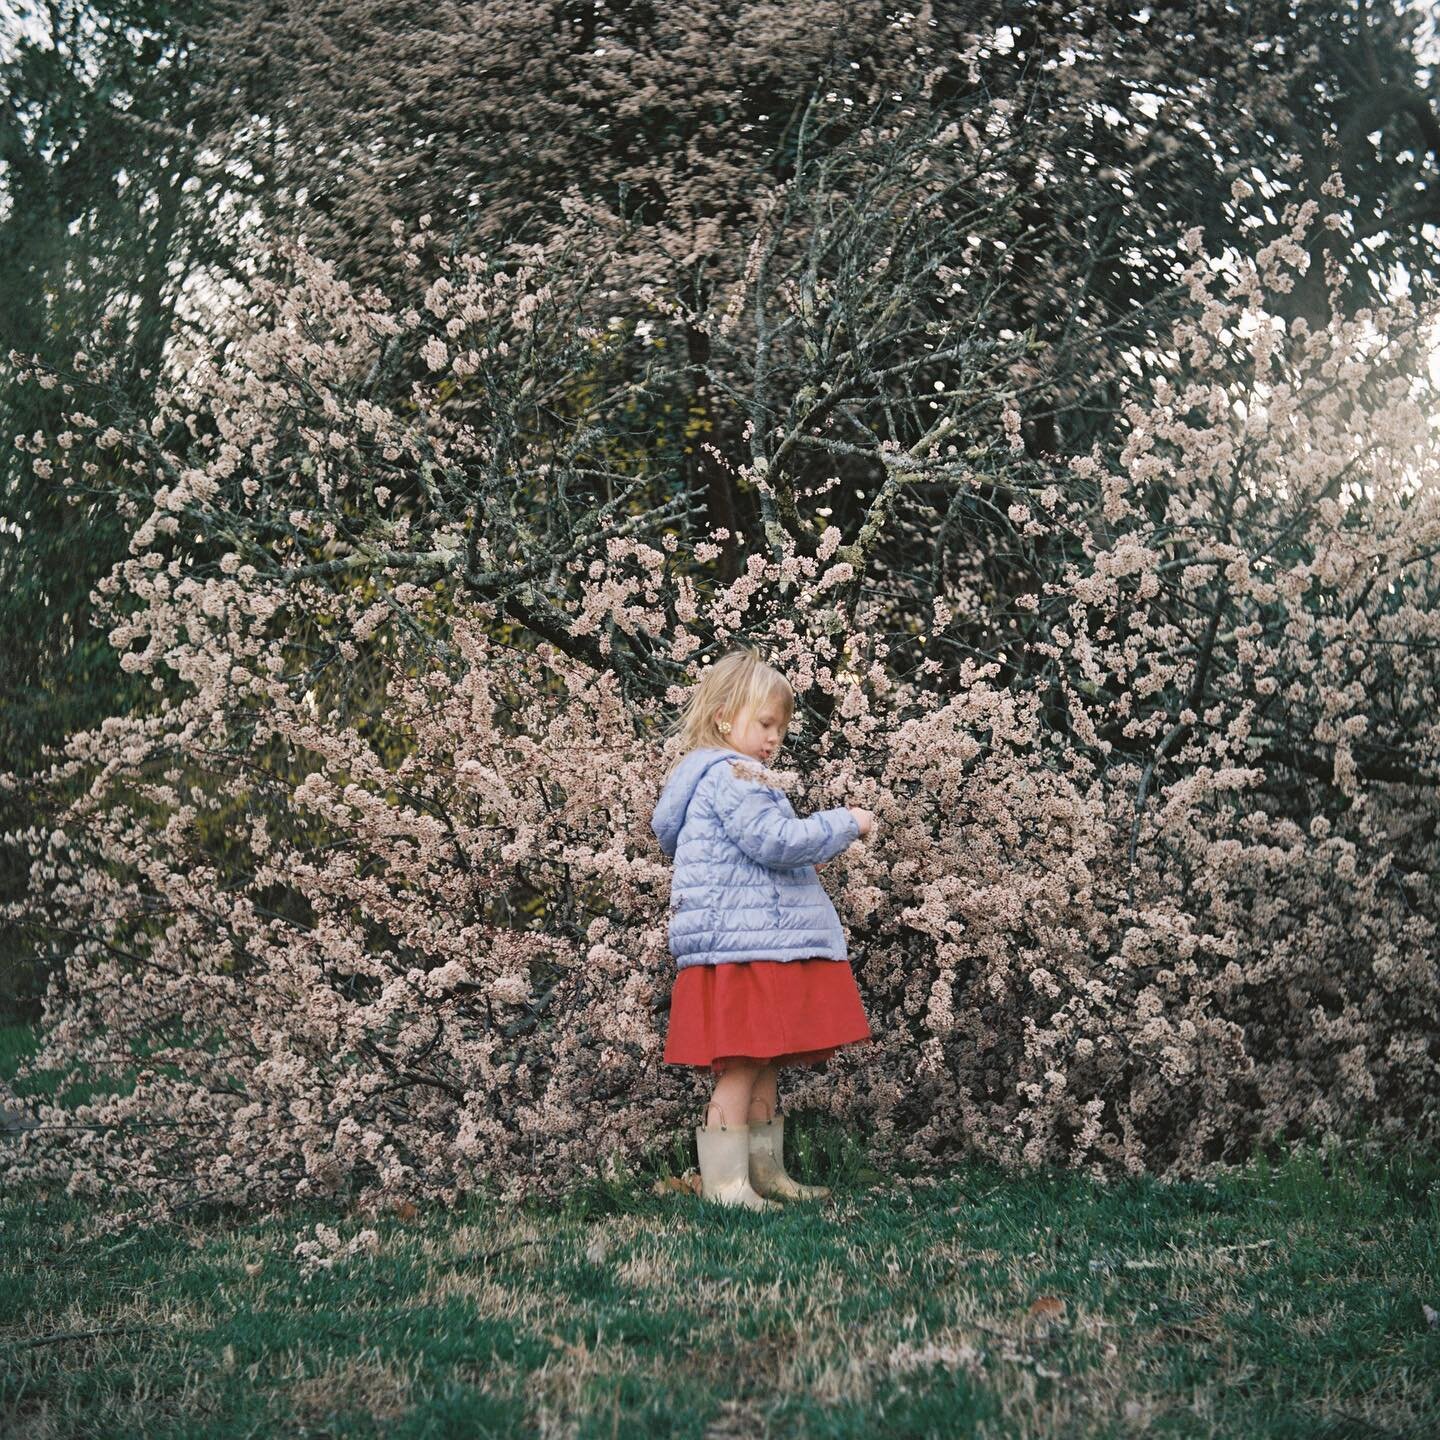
[{"x1": 1, "y1": 175, "x2": 1438, "y2": 1233}]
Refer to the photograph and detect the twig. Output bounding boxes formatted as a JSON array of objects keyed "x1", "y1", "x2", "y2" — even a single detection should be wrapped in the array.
[
  {"x1": 442, "y1": 1238, "x2": 545, "y2": 1268},
  {"x1": 4, "y1": 1323, "x2": 164, "y2": 1350}
]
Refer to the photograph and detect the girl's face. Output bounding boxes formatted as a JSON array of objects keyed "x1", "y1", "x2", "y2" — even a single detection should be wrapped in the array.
[{"x1": 719, "y1": 700, "x2": 788, "y2": 763}]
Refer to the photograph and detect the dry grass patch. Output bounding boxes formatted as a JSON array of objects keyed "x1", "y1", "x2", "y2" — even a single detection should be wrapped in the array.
[
  {"x1": 420, "y1": 1266, "x2": 584, "y2": 1331},
  {"x1": 286, "y1": 1352, "x2": 416, "y2": 1425},
  {"x1": 521, "y1": 1328, "x2": 647, "y2": 1434},
  {"x1": 418, "y1": 1214, "x2": 549, "y2": 1260},
  {"x1": 613, "y1": 1236, "x2": 681, "y2": 1293}
]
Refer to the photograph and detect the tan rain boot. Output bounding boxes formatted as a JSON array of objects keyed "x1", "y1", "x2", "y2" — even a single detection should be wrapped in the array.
[
  {"x1": 695, "y1": 1102, "x2": 782, "y2": 1212},
  {"x1": 747, "y1": 1101, "x2": 831, "y2": 1202}
]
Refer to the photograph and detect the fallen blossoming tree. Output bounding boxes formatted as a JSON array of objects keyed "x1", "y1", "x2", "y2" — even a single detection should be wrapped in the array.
[{"x1": 2, "y1": 110, "x2": 1438, "y2": 1229}]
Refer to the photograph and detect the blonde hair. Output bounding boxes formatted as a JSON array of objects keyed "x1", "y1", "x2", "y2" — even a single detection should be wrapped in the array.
[{"x1": 661, "y1": 646, "x2": 795, "y2": 780}]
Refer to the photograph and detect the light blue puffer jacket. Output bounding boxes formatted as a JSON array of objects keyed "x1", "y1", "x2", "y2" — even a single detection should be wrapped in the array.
[{"x1": 650, "y1": 746, "x2": 861, "y2": 969}]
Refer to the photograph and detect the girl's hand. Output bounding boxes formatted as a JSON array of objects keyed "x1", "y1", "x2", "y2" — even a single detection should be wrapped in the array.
[{"x1": 847, "y1": 805, "x2": 875, "y2": 840}]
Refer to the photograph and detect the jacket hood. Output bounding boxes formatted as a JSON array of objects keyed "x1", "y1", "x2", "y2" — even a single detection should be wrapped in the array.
[{"x1": 651, "y1": 747, "x2": 749, "y2": 858}]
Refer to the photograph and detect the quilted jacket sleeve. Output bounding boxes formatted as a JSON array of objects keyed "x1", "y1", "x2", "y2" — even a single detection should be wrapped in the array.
[{"x1": 711, "y1": 763, "x2": 861, "y2": 870}]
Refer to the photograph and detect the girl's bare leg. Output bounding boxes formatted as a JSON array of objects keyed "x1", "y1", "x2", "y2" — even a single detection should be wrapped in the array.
[
  {"x1": 704, "y1": 1060, "x2": 762, "y2": 1127},
  {"x1": 747, "y1": 1061, "x2": 779, "y2": 1124}
]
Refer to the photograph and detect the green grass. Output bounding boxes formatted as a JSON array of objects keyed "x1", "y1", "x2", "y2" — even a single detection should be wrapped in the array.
[{"x1": 3, "y1": 1021, "x2": 1437, "y2": 1438}]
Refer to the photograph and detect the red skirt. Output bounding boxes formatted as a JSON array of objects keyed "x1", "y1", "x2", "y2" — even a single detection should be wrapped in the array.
[{"x1": 663, "y1": 958, "x2": 873, "y2": 1074}]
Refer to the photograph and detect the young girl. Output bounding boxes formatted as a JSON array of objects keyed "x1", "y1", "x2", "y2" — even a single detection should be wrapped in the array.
[{"x1": 650, "y1": 646, "x2": 876, "y2": 1211}]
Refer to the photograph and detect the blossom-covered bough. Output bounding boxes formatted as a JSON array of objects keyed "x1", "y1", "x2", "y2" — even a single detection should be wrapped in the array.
[{"x1": 2, "y1": 77, "x2": 1438, "y2": 1234}]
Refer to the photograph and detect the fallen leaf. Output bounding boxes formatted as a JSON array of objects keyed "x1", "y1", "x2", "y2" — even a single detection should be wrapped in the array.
[{"x1": 651, "y1": 1172, "x2": 703, "y2": 1197}]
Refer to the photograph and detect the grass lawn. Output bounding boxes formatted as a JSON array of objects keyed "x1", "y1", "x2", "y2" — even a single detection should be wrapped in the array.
[{"x1": 2, "y1": 1021, "x2": 1437, "y2": 1438}]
